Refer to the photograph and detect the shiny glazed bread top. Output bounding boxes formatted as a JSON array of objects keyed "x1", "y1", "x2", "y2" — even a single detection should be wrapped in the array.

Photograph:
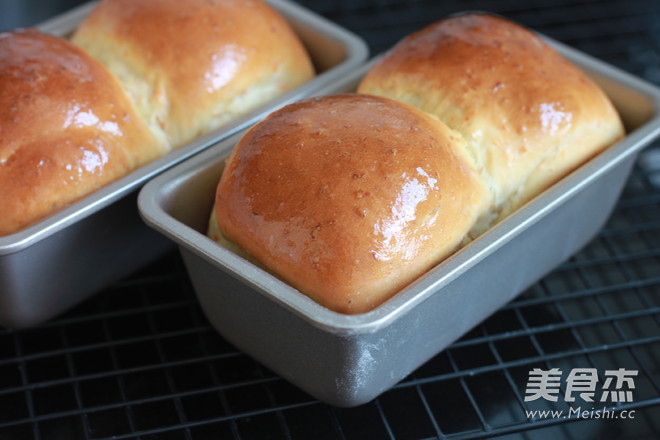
[
  {"x1": 0, "y1": 29, "x2": 163, "y2": 236},
  {"x1": 71, "y1": 0, "x2": 315, "y2": 149},
  {"x1": 213, "y1": 94, "x2": 490, "y2": 314},
  {"x1": 358, "y1": 13, "x2": 624, "y2": 230}
]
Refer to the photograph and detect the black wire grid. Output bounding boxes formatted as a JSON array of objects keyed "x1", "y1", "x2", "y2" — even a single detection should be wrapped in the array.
[{"x1": 1, "y1": 0, "x2": 659, "y2": 439}]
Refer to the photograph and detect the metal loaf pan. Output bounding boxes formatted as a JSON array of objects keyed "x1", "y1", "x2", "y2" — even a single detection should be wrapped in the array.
[
  {"x1": 0, "y1": 0, "x2": 368, "y2": 328},
  {"x1": 138, "y1": 39, "x2": 660, "y2": 407}
]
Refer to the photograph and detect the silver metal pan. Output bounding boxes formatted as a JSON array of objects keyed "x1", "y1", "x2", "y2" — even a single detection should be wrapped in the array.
[{"x1": 138, "y1": 38, "x2": 660, "y2": 407}]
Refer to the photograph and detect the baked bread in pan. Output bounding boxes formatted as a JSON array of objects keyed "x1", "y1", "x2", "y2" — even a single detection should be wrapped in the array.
[
  {"x1": 210, "y1": 13, "x2": 624, "y2": 314},
  {"x1": 0, "y1": 29, "x2": 164, "y2": 236},
  {"x1": 1, "y1": 0, "x2": 313, "y2": 236},
  {"x1": 211, "y1": 94, "x2": 490, "y2": 314}
]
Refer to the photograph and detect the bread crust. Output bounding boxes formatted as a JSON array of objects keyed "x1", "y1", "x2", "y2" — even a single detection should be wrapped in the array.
[
  {"x1": 358, "y1": 13, "x2": 624, "y2": 225},
  {"x1": 0, "y1": 29, "x2": 162, "y2": 236},
  {"x1": 71, "y1": 0, "x2": 315, "y2": 148},
  {"x1": 213, "y1": 94, "x2": 489, "y2": 314}
]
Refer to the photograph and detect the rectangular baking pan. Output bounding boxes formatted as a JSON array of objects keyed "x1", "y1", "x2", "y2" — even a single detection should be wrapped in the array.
[
  {"x1": 138, "y1": 38, "x2": 660, "y2": 407},
  {"x1": 0, "y1": 0, "x2": 368, "y2": 328}
]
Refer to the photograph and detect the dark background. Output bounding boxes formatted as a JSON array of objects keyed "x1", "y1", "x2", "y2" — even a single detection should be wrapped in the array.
[{"x1": 1, "y1": 0, "x2": 659, "y2": 439}]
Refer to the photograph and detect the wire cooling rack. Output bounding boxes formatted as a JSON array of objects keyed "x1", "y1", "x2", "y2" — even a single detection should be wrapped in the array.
[{"x1": 0, "y1": 0, "x2": 659, "y2": 439}]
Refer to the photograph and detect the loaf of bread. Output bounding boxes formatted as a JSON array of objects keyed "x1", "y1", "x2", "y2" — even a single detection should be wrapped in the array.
[
  {"x1": 0, "y1": 0, "x2": 314, "y2": 236},
  {"x1": 210, "y1": 94, "x2": 489, "y2": 313},
  {"x1": 71, "y1": 0, "x2": 315, "y2": 149},
  {"x1": 208, "y1": 13, "x2": 625, "y2": 314},
  {"x1": 0, "y1": 29, "x2": 164, "y2": 236},
  {"x1": 358, "y1": 13, "x2": 625, "y2": 231}
]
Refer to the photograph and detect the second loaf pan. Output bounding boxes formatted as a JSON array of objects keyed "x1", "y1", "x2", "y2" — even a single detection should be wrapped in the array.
[
  {"x1": 138, "y1": 39, "x2": 660, "y2": 406},
  {"x1": 0, "y1": 0, "x2": 368, "y2": 328}
]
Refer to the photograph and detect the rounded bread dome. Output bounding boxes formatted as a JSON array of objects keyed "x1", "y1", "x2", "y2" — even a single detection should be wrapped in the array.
[
  {"x1": 358, "y1": 13, "x2": 624, "y2": 227},
  {"x1": 212, "y1": 94, "x2": 489, "y2": 313},
  {"x1": 0, "y1": 29, "x2": 163, "y2": 236},
  {"x1": 71, "y1": 0, "x2": 315, "y2": 149}
]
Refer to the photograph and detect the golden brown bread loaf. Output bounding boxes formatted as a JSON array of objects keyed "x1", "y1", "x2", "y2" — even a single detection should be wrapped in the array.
[
  {"x1": 71, "y1": 0, "x2": 315, "y2": 149},
  {"x1": 358, "y1": 13, "x2": 625, "y2": 230},
  {"x1": 208, "y1": 13, "x2": 625, "y2": 314},
  {"x1": 0, "y1": 29, "x2": 164, "y2": 236},
  {"x1": 211, "y1": 94, "x2": 490, "y2": 314},
  {"x1": 1, "y1": 0, "x2": 314, "y2": 236}
]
